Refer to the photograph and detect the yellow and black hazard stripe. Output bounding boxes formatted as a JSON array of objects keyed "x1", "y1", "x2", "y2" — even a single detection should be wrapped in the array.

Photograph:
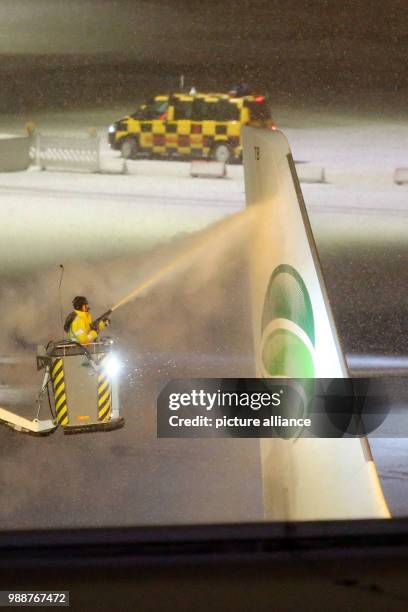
[
  {"x1": 97, "y1": 357, "x2": 112, "y2": 422},
  {"x1": 51, "y1": 358, "x2": 69, "y2": 426},
  {"x1": 137, "y1": 123, "x2": 237, "y2": 156}
]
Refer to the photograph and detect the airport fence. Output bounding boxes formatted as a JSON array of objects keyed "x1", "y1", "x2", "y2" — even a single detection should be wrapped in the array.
[{"x1": 31, "y1": 134, "x2": 100, "y2": 173}]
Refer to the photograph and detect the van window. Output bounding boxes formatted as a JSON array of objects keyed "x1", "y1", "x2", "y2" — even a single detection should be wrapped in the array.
[
  {"x1": 216, "y1": 100, "x2": 240, "y2": 121},
  {"x1": 192, "y1": 99, "x2": 217, "y2": 121},
  {"x1": 191, "y1": 99, "x2": 207, "y2": 120},
  {"x1": 173, "y1": 99, "x2": 192, "y2": 120},
  {"x1": 244, "y1": 97, "x2": 271, "y2": 122},
  {"x1": 191, "y1": 99, "x2": 240, "y2": 121}
]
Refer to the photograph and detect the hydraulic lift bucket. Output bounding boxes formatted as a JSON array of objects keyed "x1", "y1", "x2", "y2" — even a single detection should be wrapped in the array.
[{"x1": 44, "y1": 339, "x2": 124, "y2": 434}]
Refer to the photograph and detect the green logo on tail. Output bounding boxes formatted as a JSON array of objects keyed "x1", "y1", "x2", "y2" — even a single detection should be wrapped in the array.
[
  {"x1": 261, "y1": 264, "x2": 315, "y2": 378},
  {"x1": 260, "y1": 265, "x2": 315, "y2": 438}
]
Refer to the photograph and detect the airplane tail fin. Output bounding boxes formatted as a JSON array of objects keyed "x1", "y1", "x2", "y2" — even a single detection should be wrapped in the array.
[{"x1": 242, "y1": 126, "x2": 390, "y2": 520}]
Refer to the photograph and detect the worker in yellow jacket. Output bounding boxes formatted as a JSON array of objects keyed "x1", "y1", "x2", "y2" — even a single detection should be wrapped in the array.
[{"x1": 64, "y1": 296, "x2": 109, "y2": 344}]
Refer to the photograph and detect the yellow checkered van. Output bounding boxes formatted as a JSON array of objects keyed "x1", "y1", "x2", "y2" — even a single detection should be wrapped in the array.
[{"x1": 108, "y1": 92, "x2": 275, "y2": 163}]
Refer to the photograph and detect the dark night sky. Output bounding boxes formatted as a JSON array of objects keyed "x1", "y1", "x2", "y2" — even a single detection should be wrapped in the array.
[
  {"x1": 0, "y1": 1, "x2": 406, "y2": 61},
  {"x1": 1, "y1": 1, "x2": 408, "y2": 112}
]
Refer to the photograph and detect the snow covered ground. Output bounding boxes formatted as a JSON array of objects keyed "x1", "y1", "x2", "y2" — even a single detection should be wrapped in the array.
[{"x1": 1, "y1": 110, "x2": 407, "y2": 276}]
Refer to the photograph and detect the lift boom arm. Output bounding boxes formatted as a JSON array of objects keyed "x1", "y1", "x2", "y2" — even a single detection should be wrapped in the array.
[{"x1": 0, "y1": 406, "x2": 57, "y2": 435}]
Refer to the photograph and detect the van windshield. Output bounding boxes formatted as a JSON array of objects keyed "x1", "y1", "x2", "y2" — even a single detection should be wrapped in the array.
[{"x1": 131, "y1": 99, "x2": 168, "y2": 120}]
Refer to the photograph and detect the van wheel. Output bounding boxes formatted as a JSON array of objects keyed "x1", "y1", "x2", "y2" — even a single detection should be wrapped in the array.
[
  {"x1": 121, "y1": 137, "x2": 138, "y2": 160},
  {"x1": 212, "y1": 143, "x2": 232, "y2": 164}
]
